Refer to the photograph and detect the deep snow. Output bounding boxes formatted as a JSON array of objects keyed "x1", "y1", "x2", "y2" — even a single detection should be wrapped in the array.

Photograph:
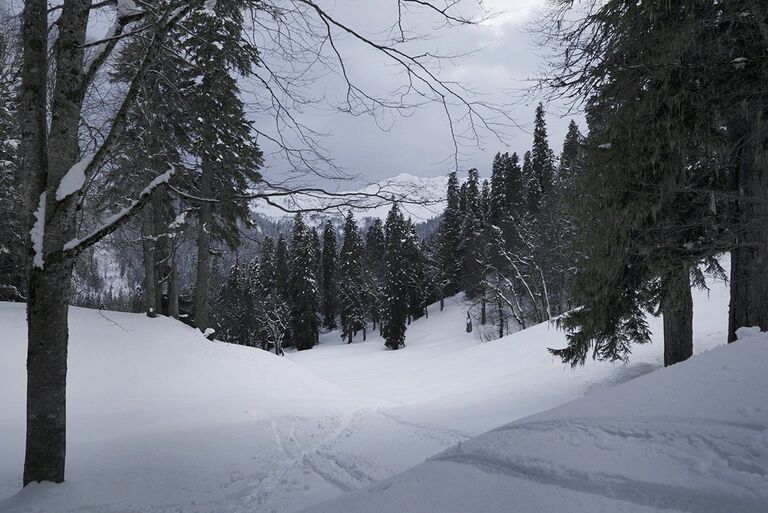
[
  {"x1": 304, "y1": 328, "x2": 768, "y2": 513},
  {"x1": 0, "y1": 271, "x2": 754, "y2": 513}
]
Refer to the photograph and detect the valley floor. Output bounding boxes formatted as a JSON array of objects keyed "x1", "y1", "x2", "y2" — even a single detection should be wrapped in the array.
[{"x1": 0, "y1": 273, "x2": 753, "y2": 513}]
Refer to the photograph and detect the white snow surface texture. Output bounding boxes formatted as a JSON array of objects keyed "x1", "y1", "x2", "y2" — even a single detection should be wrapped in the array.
[{"x1": 1, "y1": 273, "x2": 766, "y2": 513}]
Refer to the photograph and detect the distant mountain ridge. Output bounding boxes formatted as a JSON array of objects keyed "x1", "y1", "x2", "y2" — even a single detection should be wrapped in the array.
[{"x1": 250, "y1": 173, "x2": 452, "y2": 227}]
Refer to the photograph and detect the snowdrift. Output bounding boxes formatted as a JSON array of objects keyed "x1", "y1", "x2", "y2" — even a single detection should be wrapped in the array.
[{"x1": 303, "y1": 329, "x2": 768, "y2": 513}]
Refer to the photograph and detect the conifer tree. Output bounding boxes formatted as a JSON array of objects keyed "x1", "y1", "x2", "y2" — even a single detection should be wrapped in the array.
[
  {"x1": 274, "y1": 235, "x2": 290, "y2": 300},
  {"x1": 364, "y1": 218, "x2": 386, "y2": 329},
  {"x1": 438, "y1": 171, "x2": 463, "y2": 296},
  {"x1": 187, "y1": 0, "x2": 263, "y2": 332},
  {"x1": 213, "y1": 264, "x2": 250, "y2": 344},
  {"x1": 338, "y1": 212, "x2": 366, "y2": 343},
  {"x1": 489, "y1": 153, "x2": 506, "y2": 227},
  {"x1": 405, "y1": 219, "x2": 428, "y2": 321},
  {"x1": 558, "y1": 120, "x2": 584, "y2": 192},
  {"x1": 258, "y1": 236, "x2": 276, "y2": 296},
  {"x1": 0, "y1": 30, "x2": 23, "y2": 301},
  {"x1": 288, "y1": 214, "x2": 319, "y2": 350},
  {"x1": 320, "y1": 220, "x2": 337, "y2": 329},
  {"x1": 255, "y1": 236, "x2": 290, "y2": 354},
  {"x1": 531, "y1": 103, "x2": 555, "y2": 199},
  {"x1": 459, "y1": 169, "x2": 484, "y2": 298},
  {"x1": 503, "y1": 152, "x2": 524, "y2": 223},
  {"x1": 382, "y1": 203, "x2": 409, "y2": 349},
  {"x1": 522, "y1": 151, "x2": 540, "y2": 214}
]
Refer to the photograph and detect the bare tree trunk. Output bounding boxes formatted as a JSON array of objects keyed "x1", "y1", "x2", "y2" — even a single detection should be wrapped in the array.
[
  {"x1": 23, "y1": 0, "x2": 88, "y2": 486},
  {"x1": 480, "y1": 291, "x2": 486, "y2": 325},
  {"x1": 195, "y1": 161, "x2": 213, "y2": 332},
  {"x1": 25, "y1": 260, "x2": 73, "y2": 485},
  {"x1": 661, "y1": 266, "x2": 693, "y2": 367},
  {"x1": 728, "y1": 109, "x2": 768, "y2": 342},
  {"x1": 141, "y1": 208, "x2": 157, "y2": 318}
]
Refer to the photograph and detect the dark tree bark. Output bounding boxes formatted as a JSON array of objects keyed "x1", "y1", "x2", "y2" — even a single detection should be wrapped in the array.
[
  {"x1": 151, "y1": 188, "x2": 167, "y2": 315},
  {"x1": 497, "y1": 295, "x2": 504, "y2": 339},
  {"x1": 168, "y1": 258, "x2": 179, "y2": 319},
  {"x1": 194, "y1": 160, "x2": 213, "y2": 332},
  {"x1": 141, "y1": 208, "x2": 157, "y2": 317},
  {"x1": 23, "y1": 0, "x2": 90, "y2": 486},
  {"x1": 728, "y1": 109, "x2": 768, "y2": 342},
  {"x1": 661, "y1": 266, "x2": 693, "y2": 367}
]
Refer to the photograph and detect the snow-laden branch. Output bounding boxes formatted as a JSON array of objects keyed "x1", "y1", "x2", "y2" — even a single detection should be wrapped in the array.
[
  {"x1": 60, "y1": 166, "x2": 174, "y2": 257},
  {"x1": 56, "y1": 153, "x2": 95, "y2": 201}
]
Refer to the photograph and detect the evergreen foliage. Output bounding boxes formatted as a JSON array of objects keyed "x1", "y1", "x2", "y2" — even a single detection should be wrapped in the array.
[
  {"x1": 382, "y1": 203, "x2": 409, "y2": 349},
  {"x1": 320, "y1": 220, "x2": 337, "y2": 330},
  {"x1": 364, "y1": 218, "x2": 386, "y2": 330},
  {"x1": 288, "y1": 214, "x2": 319, "y2": 350},
  {"x1": 0, "y1": 29, "x2": 23, "y2": 301},
  {"x1": 338, "y1": 213, "x2": 366, "y2": 343}
]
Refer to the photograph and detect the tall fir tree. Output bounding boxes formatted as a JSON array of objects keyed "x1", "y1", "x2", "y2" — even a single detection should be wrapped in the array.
[
  {"x1": 382, "y1": 203, "x2": 409, "y2": 349},
  {"x1": 288, "y1": 214, "x2": 319, "y2": 350},
  {"x1": 438, "y1": 171, "x2": 463, "y2": 296},
  {"x1": 522, "y1": 150, "x2": 540, "y2": 214},
  {"x1": 186, "y1": 0, "x2": 263, "y2": 332},
  {"x1": 274, "y1": 235, "x2": 290, "y2": 300},
  {"x1": 503, "y1": 152, "x2": 524, "y2": 223},
  {"x1": 531, "y1": 103, "x2": 555, "y2": 199},
  {"x1": 364, "y1": 218, "x2": 386, "y2": 329},
  {"x1": 489, "y1": 153, "x2": 507, "y2": 228},
  {"x1": 338, "y1": 212, "x2": 367, "y2": 343},
  {"x1": 405, "y1": 219, "x2": 428, "y2": 321},
  {"x1": 0, "y1": 28, "x2": 23, "y2": 301},
  {"x1": 459, "y1": 169, "x2": 484, "y2": 297},
  {"x1": 320, "y1": 220, "x2": 337, "y2": 329}
]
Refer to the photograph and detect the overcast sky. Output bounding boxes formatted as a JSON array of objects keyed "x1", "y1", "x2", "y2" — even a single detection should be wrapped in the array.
[
  {"x1": 246, "y1": 0, "x2": 582, "y2": 188},
  {"x1": 7, "y1": 0, "x2": 581, "y2": 188}
]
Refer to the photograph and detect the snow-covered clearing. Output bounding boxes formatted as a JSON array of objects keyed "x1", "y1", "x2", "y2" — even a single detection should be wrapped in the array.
[
  {"x1": 0, "y1": 272, "x2": 757, "y2": 513},
  {"x1": 305, "y1": 328, "x2": 768, "y2": 513}
]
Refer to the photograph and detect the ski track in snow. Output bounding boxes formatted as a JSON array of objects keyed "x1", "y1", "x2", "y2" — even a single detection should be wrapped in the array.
[
  {"x1": 433, "y1": 417, "x2": 768, "y2": 513},
  {"x1": 375, "y1": 409, "x2": 474, "y2": 441},
  {"x1": 236, "y1": 410, "x2": 377, "y2": 510}
]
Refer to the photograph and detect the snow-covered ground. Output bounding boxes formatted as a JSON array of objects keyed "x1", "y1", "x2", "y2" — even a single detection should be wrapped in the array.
[
  {"x1": 305, "y1": 328, "x2": 768, "y2": 513},
  {"x1": 1, "y1": 271, "x2": 758, "y2": 513}
]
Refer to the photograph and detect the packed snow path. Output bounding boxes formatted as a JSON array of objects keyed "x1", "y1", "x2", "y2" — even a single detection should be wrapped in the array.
[{"x1": 0, "y1": 274, "x2": 739, "y2": 512}]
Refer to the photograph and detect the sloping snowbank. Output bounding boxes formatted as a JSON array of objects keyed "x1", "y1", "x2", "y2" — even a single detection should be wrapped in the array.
[
  {"x1": 0, "y1": 270, "x2": 735, "y2": 513},
  {"x1": 303, "y1": 329, "x2": 768, "y2": 513}
]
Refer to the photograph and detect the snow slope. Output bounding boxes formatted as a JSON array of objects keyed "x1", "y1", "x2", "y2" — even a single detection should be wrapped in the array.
[
  {"x1": 0, "y1": 272, "x2": 740, "y2": 513},
  {"x1": 304, "y1": 328, "x2": 768, "y2": 513}
]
